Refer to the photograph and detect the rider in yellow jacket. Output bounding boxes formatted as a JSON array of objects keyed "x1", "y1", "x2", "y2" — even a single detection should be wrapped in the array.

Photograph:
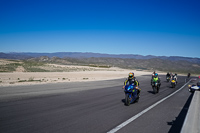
[
  {"x1": 151, "y1": 73, "x2": 161, "y2": 87},
  {"x1": 124, "y1": 72, "x2": 141, "y2": 95}
]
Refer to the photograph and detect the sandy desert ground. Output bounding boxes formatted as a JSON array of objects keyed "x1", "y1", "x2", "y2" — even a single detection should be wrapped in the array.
[{"x1": 0, "y1": 65, "x2": 162, "y2": 87}]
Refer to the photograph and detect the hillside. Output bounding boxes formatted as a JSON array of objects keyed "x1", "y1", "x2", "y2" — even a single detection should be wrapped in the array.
[
  {"x1": 1, "y1": 53, "x2": 200, "y2": 74},
  {"x1": 51, "y1": 57, "x2": 200, "y2": 74},
  {"x1": 1, "y1": 52, "x2": 200, "y2": 64},
  {"x1": 1, "y1": 56, "x2": 199, "y2": 74}
]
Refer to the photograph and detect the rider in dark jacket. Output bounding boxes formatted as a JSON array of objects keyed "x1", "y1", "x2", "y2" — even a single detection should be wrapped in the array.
[
  {"x1": 188, "y1": 73, "x2": 191, "y2": 78},
  {"x1": 166, "y1": 72, "x2": 170, "y2": 77}
]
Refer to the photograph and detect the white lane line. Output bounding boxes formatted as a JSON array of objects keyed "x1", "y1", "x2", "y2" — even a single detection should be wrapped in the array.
[{"x1": 107, "y1": 79, "x2": 192, "y2": 133}]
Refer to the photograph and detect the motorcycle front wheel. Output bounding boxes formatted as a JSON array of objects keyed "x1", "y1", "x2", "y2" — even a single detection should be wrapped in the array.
[
  {"x1": 153, "y1": 86, "x2": 157, "y2": 94},
  {"x1": 125, "y1": 93, "x2": 131, "y2": 106},
  {"x1": 172, "y1": 84, "x2": 175, "y2": 88},
  {"x1": 135, "y1": 93, "x2": 140, "y2": 102},
  {"x1": 157, "y1": 87, "x2": 159, "y2": 93}
]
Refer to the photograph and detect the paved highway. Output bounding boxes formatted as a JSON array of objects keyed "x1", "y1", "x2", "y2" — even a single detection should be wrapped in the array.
[{"x1": 0, "y1": 75, "x2": 193, "y2": 133}]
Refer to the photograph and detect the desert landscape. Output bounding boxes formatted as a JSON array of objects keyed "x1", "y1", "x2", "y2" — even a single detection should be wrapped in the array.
[
  {"x1": 0, "y1": 66, "x2": 155, "y2": 87},
  {"x1": 0, "y1": 59, "x2": 162, "y2": 86},
  {"x1": 1, "y1": 58, "x2": 192, "y2": 87}
]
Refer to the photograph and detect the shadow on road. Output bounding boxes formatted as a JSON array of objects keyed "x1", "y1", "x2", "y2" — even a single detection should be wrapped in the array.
[
  {"x1": 121, "y1": 99, "x2": 125, "y2": 104},
  {"x1": 167, "y1": 93, "x2": 194, "y2": 133},
  {"x1": 147, "y1": 90, "x2": 155, "y2": 94}
]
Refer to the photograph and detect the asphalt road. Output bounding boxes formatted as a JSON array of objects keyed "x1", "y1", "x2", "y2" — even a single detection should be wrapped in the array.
[{"x1": 0, "y1": 75, "x2": 193, "y2": 133}]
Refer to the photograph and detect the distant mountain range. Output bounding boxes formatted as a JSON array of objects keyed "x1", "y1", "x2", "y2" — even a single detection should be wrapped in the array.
[
  {"x1": 0, "y1": 52, "x2": 200, "y2": 74},
  {"x1": 0, "y1": 52, "x2": 200, "y2": 64}
]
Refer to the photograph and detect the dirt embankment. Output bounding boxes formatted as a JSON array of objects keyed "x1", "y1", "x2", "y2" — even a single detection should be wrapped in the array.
[
  {"x1": 0, "y1": 68, "x2": 155, "y2": 87},
  {"x1": 0, "y1": 59, "x2": 167, "y2": 87}
]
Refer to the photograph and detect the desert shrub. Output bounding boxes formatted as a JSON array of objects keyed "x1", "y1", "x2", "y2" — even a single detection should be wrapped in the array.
[
  {"x1": 18, "y1": 80, "x2": 27, "y2": 82},
  {"x1": 0, "y1": 63, "x2": 21, "y2": 72},
  {"x1": 29, "y1": 77, "x2": 34, "y2": 81}
]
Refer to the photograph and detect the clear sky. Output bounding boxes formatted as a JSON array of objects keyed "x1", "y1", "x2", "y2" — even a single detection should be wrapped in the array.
[{"x1": 0, "y1": 0, "x2": 200, "y2": 58}]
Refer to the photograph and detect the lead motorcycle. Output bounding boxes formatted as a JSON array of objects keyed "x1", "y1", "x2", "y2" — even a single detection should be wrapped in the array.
[
  {"x1": 152, "y1": 81, "x2": 160, "y2": 94},
  {"x1": 123, "y1": 84, "x2": 139, "y2": 106}
]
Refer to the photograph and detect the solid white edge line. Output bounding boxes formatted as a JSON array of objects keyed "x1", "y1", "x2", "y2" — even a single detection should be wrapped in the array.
[{"x1": 107, "y1": 79, "x2": 192, "y2": 133}]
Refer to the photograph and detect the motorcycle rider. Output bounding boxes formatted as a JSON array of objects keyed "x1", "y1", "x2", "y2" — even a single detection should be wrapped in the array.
[
  {"x1": 152, "y1": 71, "x2": 156, "y2": 78},
  {"x1": 171, "y1": 73, "x2": 178, "y2": 83},
  {"x1": 124, "y1": 72, "x2": 141, "y2": 95},
  {"x1": 187, "y1": 73, "x2": 191, "y2": 78},
  {"x1": 166, "y1": 72, "x2": 170, "y2": 77},
  {"x1": 175, "y1": 72, "x2": 177, "y2": 76},
  {"x1": 166, "y1": 72, "x2": 170, "y2": 80},
  {"x1": 151, "y1": 73, "x2": 161, "y2": 87}
]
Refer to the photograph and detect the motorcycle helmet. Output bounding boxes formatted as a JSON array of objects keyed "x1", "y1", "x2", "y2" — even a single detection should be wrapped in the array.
[
  {"x1": 128, "y1": 72, "x2": 134, "y2": 79},
  {"x1": 155, "y1": 73, "x2": 158, "y2": 77}
]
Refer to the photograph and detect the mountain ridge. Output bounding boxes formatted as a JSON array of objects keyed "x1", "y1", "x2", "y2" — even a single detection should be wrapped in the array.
[{"x1": 1, "y1": 52, "x2": 200, "y2": 64}]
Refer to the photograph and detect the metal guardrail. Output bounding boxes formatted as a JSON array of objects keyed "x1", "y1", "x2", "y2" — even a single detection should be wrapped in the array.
[{"x1": 181, "y1": 91, "x2": 200, "y2": 133}]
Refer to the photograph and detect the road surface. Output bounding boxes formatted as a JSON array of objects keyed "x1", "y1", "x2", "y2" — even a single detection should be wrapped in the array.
[{"x1": 0, "y1": 75, "x2": 193, "y2": 133}]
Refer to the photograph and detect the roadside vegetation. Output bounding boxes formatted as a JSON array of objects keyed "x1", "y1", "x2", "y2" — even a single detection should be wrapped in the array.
[
  {"x1": 0, "y1": 58, "x2": 112, "y2": 73},
  {"x1": 18, "y1": 77, "x2": 41, "y2": 82},
  {"x1": 0, "y1": 63, "x2": 21, "y2": 72}
]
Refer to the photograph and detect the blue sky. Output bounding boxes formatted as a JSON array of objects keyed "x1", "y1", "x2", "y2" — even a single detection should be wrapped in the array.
[{"x1": 0, "y1": 0, "x2": 200, "y2": 58}]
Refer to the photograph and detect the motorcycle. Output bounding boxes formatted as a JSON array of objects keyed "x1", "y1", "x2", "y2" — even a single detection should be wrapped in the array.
[
  {"x1": 188, "y1": 82, "x2": 200, "y2": 93},
  {"x1": 171, "y1": 79, "x2": 176, "y2": 88},
  {"x1": 166, "y1": 76, "x2": 170, "y2": 82},
  {"x1": 123, "y1": 84, "x2": 139, "y2": 106},
  {"x1": 188, "y1": 84, "x2": 199, "y2": 93},
  {"x1": 152, "y1": 81, "x2": 160, "y2": 94}
]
